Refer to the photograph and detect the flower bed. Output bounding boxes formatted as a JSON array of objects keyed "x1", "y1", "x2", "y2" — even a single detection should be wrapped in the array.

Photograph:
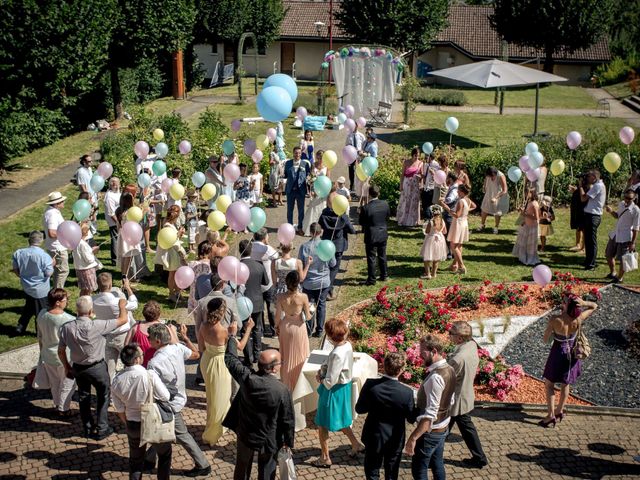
[{"x1": 340, "y1": 273, "x2": 603, "y2": 403}]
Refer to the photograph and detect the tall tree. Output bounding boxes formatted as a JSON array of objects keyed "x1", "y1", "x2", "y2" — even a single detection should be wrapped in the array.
[
  {"x1": 491, "y1": 0, "x2": 615, "y2": 72},
  {"x1": 609, "y1": 0, "x2": 640, "y2": 57},
  {"x1": 336, "y1": 0, "x2": 450, "y2": 54}
]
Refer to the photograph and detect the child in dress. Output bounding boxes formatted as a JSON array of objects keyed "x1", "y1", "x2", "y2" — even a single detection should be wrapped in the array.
[
  {"x1": 420, "y1": 205, "x2": 448, "y2": 279},
  {"x1": 300, "y1": 129, "x2": 314, "y2": 160},
  {"x1": 73, "y1": 222, "x2": 100, "y2": 295},
  {"x1": 185, "y1": 190, "x2": 198, "y2": 252},
  {"x1": 248, "y1": 162, "x2": 263, "y2": 206},
  {"x1": 512, "y1": 188, "x2": 541, "y2": 266},
  {"x1": 269, "y1": 149, "x2": 284, "y2": 206},
  {"x1": 539, "y1": 195, "x2": 555, "y2": 252},
  {"x1": 235, "y1": 164, "x2": 252, "y2": 205}
]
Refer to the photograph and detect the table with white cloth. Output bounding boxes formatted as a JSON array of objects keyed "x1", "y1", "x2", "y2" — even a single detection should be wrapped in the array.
[{"x1": 291, "y1": 349, "x2": 379, "y2": 431}]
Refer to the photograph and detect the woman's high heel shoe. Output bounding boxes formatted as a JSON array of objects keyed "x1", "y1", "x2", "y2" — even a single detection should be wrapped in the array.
[
  {"x1": 555, "y1": 411, "x2": 566, "y2": 422},
  {"x1": 538, "y1": 417, "x2": 556, "y2": 428}
]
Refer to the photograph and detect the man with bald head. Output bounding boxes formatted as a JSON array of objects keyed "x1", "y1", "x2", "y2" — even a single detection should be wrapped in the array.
[{"x1": 223, "y1": 340, "x2": 295, "y2": 480}]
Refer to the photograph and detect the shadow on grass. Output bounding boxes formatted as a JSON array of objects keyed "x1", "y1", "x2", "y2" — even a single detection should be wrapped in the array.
[
  {"x1": 0, "y1": 163, "x2": 26, "y2": 189},
  {"x1": 377, "y1": 128, "x2": 491, "y2": 150}
]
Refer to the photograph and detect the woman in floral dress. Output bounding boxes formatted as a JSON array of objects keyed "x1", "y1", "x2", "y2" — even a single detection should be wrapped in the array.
[{"x1": 396, "y1": 147, "x2": 423, "y2": 226}]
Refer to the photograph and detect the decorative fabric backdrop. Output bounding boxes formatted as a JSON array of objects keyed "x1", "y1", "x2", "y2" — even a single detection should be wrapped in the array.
[{"x1": 332, "y1": 55, "x2": 396, "y2": 118}]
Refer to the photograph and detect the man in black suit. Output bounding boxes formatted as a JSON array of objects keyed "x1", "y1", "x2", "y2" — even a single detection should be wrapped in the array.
[
  {"x1": 355, "y1": 352, "x2": 415, "y2": 480},
  {"x1": 223, "y1": 340, "x2": 295, "y2": 480},
  {"x1": 239, "y1": 239, "x2": 270, "y2": 365},
  {"x1": 358, "y1": 183, "x2": 390, "y2": 285},
  {"x1": 318, "y1": 194, "x2": 356, "y2": 300}
]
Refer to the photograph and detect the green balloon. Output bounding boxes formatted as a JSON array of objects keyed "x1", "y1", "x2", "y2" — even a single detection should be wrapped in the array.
[
  {"x1": 152, "y1": 160, "x2": 167, "y2": 176},
  {"x1": 248, "y1": 207, "x2": 267, "y2": 232},
  {"x1": 72, "y1": 199, "x2": 92, "y2": 221},
  {"x1": 222, "y1": 139, "x2": 235, "y2": 156},
  {"x1": 313, "y1": 175, "x2": 332, "y2": 198},
  {"x1": 362, "y1": 156, "x2": 379, "y2": 177},
  {"x1": 316, "y1": 239, "x2": 336, "y2": 262},
  {"x1": 321, "y1": 62, "x2": 329, "y2": 69}
]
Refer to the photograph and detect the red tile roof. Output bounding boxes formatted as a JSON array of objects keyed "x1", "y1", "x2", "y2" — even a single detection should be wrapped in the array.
[{"x1": 280, "y1": 2, "x2": 610, "y2": 63}]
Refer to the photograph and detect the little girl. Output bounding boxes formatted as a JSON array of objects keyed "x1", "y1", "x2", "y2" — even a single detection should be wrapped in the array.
[
  {"x1": 300, "y1": 129, "x2": 314, "y2": 160},
  {"x1": 73, "y1": 222, "x2": 100, "y2": 295},
  {"x1": 185, "y1": 190, "x2": 198, "y2": 252},
  {"x1": 269, "y1": 148, "x2": 284, "y2": 206},
  {"x1": 539, "y1": 195, "x2": 555, "y2": 252},
  {"x1": 420, "y1": 205, "x2": 448, "y2": 279},
  {"x1": 235, "y1": 164, "x2": 252, "y2": 205},
  {"x1": 513, "y1": 188, "x2": 541, "y2": 265},
  {"x1": 248, "y1": 162, "x2": 263, "y2": 206}
]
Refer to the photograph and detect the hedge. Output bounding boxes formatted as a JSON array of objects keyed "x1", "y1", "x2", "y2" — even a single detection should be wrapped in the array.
[{"x1": 413, "y1": 88, "x2": 467, "y2": 106}]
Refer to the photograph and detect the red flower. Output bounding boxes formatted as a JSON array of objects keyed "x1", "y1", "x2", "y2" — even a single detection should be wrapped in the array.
[
  {"x1": 483, "y1": 279, "x2": 491, "y2": 286},
  {"x1": 522, "y1": 284, "x2": 529, "y2": 291}
]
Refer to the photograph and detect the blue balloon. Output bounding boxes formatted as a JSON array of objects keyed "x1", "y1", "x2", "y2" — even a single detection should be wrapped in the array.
[
  {"x1": 237, "y1": 296, "x2": 253, "y2": 321},
  {"x1": 528, "y1": 151, "x2": 544, "y2": 169},
  {"x1": 525, "y1": 142, "x2": 539, "y2": 156},
  {"x1": 507, "y1": 166, "x2": 522, "y2": 183},
  {"x1": 313, "y1": 176, "x2": 332, "y2": 198},
  {"x1": 337, "y1": 113, "x2": 347, "y2": 124},
  {"x1": 248, "y1": 207, "x2": 267, "y2": 232},
  {"x1": 155, "y1": 142, "x2": 169, "y2": 158},
  {"x1": 445, "y1": 116, "x2": 459, "y2": 134},
  {"x1": 191, "y1": 171, "x2": 206, "y2": 188},
  {"x1": 257, "y1": 86, "x2": 293, "y2": 123},
  {"x1": 137, "y1": 173, "x2": 151, "y2": 188},
  {"x1": 263, "y1": 73, "x2": 298, "y2": 103},
  {"x1": 362, "y1": 156, "x2": 379, "y2": 177},
  {"x1": 222, "y1": 139, "x2": 235, "y2": 156},
  {"x1": 89, "y1": 174, "x2": 105, "y2": 193},
  {"x1": 422, "y1": 142, "x2": 434, "y2": 155}
]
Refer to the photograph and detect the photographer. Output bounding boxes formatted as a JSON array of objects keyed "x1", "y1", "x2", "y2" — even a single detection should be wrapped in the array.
[{"x1": 570, "y1": 170, "x2": 606, "y2": 270}]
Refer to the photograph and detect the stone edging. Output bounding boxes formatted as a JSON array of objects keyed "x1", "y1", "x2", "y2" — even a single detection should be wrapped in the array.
[{"x1": 475, "y1": 401, "x2": 640, "y2": 418}]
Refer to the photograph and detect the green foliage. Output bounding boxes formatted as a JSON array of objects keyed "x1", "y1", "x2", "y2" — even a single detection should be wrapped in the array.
[
  {"x1": 400, "y1": 73, "x2": 421, "y2": 124},
  {"x1": 594, "y1": 55, "x2": 640, "y2": 87},
  {"x1": 609, "y1": 0, "x2": 640, "y2": 57},
  {"x1": 100, "y1": 58, "x2": 165, "y2": 114},
  {"x1": 491, "y1": 0, "x2": 615, "y2": 71},
  {"x1": 412, "y1": 88, "x2": 467, "y2": 106},
  {"x1": 336, "y1": 0, "x2": 450, "y2": 53},
  {"x1": 294, "y1": 94, "x2": 337, "y2": 116},
  {"x1": 371, "y1": 146, "x2": 405, "y2": 213},
  {"x1": 191, "y1": 108, "x2": 230, "y2": 169}
]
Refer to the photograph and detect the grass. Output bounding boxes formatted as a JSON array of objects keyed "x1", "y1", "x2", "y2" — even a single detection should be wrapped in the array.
[
  {"x1": 333, "y1": 207, "x2": 640, "y2": 315},
  {"x1": 453, "y1": 85, "x2": 597, "y2": 110},
  {"x1": 396, "y1": 112, "x2": 628, "y2": 149},
  {"x1": 603, "y1": 81, "x2": 635, "y2": 100}
]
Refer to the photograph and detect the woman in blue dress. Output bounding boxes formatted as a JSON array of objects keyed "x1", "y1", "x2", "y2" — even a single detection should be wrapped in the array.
[
  {"x1": 314, "y1": 318, "x2": 365, "y2": 467},
  {"x1": 540, "y1": 294, "x2": 598, "y2": 427}
]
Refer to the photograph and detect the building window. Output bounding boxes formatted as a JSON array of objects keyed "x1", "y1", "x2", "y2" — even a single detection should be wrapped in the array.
[{"x1": 211, "y1": 43, "x2": 218, "y2": 54}]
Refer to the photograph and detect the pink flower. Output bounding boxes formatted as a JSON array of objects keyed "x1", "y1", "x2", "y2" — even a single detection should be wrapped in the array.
[
  {"x1": 402, "y1": 371, "x2": 412, "y2": 380},
  {"x1": 482, "y1": 362, "x2": 494, "y2": 374},
  {"x1": 496, "y1": 389, "x2": 508, "y2": 401}
]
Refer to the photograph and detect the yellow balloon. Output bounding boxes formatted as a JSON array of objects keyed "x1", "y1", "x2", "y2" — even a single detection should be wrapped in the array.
[
  {"x1": 603, "y1": 152, "x2": 621, "y2": 174},
  {"x1": 256, "y1": 134, "x2": 269, "y2": 150},
  {"x1": 153, "y1": 128, "x2": 164, "y2": 141},
  {"x1": 356, "y1": 163, "x2": 368, "y2": 182},
  {"x1": 550, "y1": 159, "x2": 565, "y2": 177},
  {"x1": 322, "y1": 150, "x2": 338, "y2": 169},
  {"x1": 158, "y1": 227, "x2": 177, "y2": 249},
  {"x1": 201, "y1": 183, "x2": 217, "y2": 201},
  {"x1": 169, "y1": 182, "x2": 185, "y2": 201},
  {"x1": 216, "y1": 194, "x2": 231, "y2": 213},
  {"x1": 332, "y1": 194, "x2": 349, "y2": 216},
  {"x1": 126, "y1": 206, "x2": 143, "y2": 223},
  {"x1": 207, "y1": 210, "x2": 226, "y2": 231}
]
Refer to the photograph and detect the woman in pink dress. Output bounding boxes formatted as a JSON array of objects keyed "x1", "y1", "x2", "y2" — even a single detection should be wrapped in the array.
[
  {"x1": 396, "y1": 147, "x2": 423, "y2": 226},
  {"x1": 443, "y1": 184, "x2": 476, "y2": 274}
]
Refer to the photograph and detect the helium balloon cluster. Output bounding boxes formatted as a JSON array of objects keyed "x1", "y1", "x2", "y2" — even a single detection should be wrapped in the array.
[
  {"x1": 322, "y1": 47, "x2": 405, "y2": 73},
  {"x1": 257, "y1": 74, "x2": 298, "y2": 122}
]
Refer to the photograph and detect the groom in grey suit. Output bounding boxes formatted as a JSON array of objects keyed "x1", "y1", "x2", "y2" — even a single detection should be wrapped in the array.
[{"x1": 447, "y1": 321, "x2": 488, "y2": 468}]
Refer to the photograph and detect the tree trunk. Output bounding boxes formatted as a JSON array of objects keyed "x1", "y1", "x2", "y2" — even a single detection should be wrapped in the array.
[
  {"x1": 109, "y1": 60, "x2": 124, "y2": 120},
  {"x1": 543, "y1": 44, "x2": 555, "y2": 73}
]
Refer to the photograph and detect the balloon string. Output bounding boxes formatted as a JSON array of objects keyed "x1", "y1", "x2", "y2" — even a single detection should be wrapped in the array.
[
  {"x1": 549, "y1": 177, "x2": 555, "y2": 203},
  {"x1": 628, "y1": 145, "x2": 633, "y2": 177}
]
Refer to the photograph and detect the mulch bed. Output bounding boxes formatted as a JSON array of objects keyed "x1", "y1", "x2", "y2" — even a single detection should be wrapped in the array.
[{"x1": 474, "y1": 374, "x2": 591, "y2": 406}]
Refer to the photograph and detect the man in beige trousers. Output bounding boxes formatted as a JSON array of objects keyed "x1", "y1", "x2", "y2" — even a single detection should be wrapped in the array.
[{"x1": 447, "y1": 321, "x2": 488, "y2": 468}]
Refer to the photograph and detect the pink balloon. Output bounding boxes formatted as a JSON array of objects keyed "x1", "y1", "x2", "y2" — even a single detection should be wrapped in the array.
[
  {"x1": 134, "y1": 141, "x2": 149, "y2": 159},
  {"x1": 226, "y1": 201, "x2": 251, "y2": 232},
  {"x1": 223, "y1": 163, "x2": 241, "y2": 183},
  {"x1": 434, "y1": 170, "x2": 447, "y2": 185},
  {"x1": 175, "y1": 265, "x2": 195, "y2": 290},
  {"x1": 342, "y1": 145, "x2": 358, "y2": 165},
  {"x1": 356, "y1": 116, "x2": 367, "y2": 128},
  {"x1": 526, "y1": 168, "x2": 541, "y2": 182},
  {"x1": 178, "y1": 140, "x2": 192, "y2": 155},
  {"x1": 345, "y1": 118, "x2": 356, "y2": 132},
  {"x1": 345, "y1": 104, "x2": 355, "y2": 118},
  {"x1": 266, "y1": 128, "x2": 277, "y2": 142},
  {"x1": 296, "y1": 106, "x2": 308, "y2": 119},
  {"x1": 532, "y1": 264, "x2": 552, "y2": 286},
  {"x1": 218, "y1": 256, "x2": 240, "y2": 282},
  {"x1": 518, "y1": 155, "x2": 531, "y2": 172},
  {"x1": 244, "y1": 139, "x2": 257, "y2": 156},
  {"x1": 236, "y1": 263, "x2": 250, "y2": 285},
  {"x1": 121, "y1": 221, "x2": 143, "y2": 245},
  {"x1": 231, "y1": 119, "x2": 241, "y2": 132},
  {"x1": 57, "y1": 221, "x2": 82, "y2": 250},
  {"x1": 620, "y1": 126, "x2": 635, "y2": 145},
  {"x1": 277, "y1": 223, "x2": 296, "y2": 245},
  {"x1": 566, "y1": 131, "x2": 582, "y2": 150},
  {"x1": 161, "y1": 178, "x2": 175, "y2": 193},
  {"x1": 252, "y1": 150, "x2": 264, "y2": 163},
  {"x1": 97, "y1": 162, "x2": 113, "y2": 179}
]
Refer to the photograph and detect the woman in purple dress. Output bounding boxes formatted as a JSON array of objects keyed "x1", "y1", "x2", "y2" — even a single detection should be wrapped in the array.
[{"x1": 540, "y1": 294, "x2": 598, "y2": 427}]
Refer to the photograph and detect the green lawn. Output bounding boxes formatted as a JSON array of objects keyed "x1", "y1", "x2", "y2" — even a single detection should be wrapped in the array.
[
  {"x1": 603, "y1": 81, "x2": 635, "y2": 100},
  {"x1": 399, "y1": 112, "x2": 628, "y2": 149},
  {"x1": 334, "y1": 207, "x2": 640, "y2": 314}
]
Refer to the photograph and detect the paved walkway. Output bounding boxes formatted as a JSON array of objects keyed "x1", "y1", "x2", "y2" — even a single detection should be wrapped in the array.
[{"x1": 1, "y1": 376, "x2": 639, "y2": 479}]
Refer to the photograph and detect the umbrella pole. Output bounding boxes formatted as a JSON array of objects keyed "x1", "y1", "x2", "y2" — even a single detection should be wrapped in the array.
[{"x1": 533, "y1": 82, "x2": 540, "y2": 137}]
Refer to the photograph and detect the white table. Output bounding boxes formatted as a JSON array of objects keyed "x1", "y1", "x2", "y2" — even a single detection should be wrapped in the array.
[{"x1": 291, "y1": 349, "x2": 379, "y2": 431}]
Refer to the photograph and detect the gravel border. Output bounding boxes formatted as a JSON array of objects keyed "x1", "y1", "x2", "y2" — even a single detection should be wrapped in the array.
[{"x1": 501, "y1": 286, "x2": 640, "y2": 409}]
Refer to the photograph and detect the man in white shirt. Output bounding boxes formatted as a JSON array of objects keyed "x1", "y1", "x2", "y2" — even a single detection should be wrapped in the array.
[
  {"x1": 43, "y1": 191, "x2": 69, "y2": 288},
  {"x1": 251, "y1": 228, "x2": 278, "y2": 337},
  {"x1": 145, "y1": 323, "x2": 211, "y2": 478},
  {"x1": 103, "y1": 177, "x2": 121, "y2": 265},
  {"x1": 93, "y1": 274, "x2": 138, "y2": 380},
  {"x1": 346, "y1": 126, "x2": 366, "y2": 194},
  {"x1": 112, "y1": 344, "x2": 172, "y2": 480},
  {"x1": 576, "y1": 170, "x2": 606, "y2": 270},
  {"x1": 605, "y1": 189, "x2": 640, "y2": 283},
  {"x1": 404, "y1": 334, "x2": 456, "y2": 480},
  {"x1": 76, "y1": 155, "x2": 97, "y2": 203}
]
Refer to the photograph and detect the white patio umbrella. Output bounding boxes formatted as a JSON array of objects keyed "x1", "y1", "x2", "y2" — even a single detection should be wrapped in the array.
[{"x1": 430, "y1": 59, "x2": 568, "y2": 136}]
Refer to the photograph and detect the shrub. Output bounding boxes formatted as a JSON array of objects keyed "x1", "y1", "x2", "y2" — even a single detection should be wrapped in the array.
[
  {"x1": 413, "y1": 88, "x2": 467, "y2": 106},
  {"x1": 594, "y1": 55, "x2": 640, "y2": 86},
  {"x1": 100, "y1": 58, "x2": 165, "y2": 115},
  {"x1": 443, "y1": 284, "x2": 482, "y2": 309},
  {"x1": 372, "y1": 145, "x2": 405, "y2": 212},
  {"x1": 294, "y1": 93, "x2": 337, "y2": 117},
  {"x1": 489, "y1": 283, "x2": 530, "y2": 307},
  {"x1": 476, "y1": 349, "x2": 525, "y2": 400}
]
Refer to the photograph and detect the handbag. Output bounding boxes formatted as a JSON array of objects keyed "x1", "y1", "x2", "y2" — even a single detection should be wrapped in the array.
[
  {"x1": 277, "y1": 447, "x2": 297, "y2": 480},
  {"x1": 621, "y1": 251, "x2": 638, "y2": 273},
  {"x1": 572, "y1": 321, "x2": 591, "y2": 360},
  {"x1": 140, "y1": 372, "x2": 176, "y2": 447}
]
